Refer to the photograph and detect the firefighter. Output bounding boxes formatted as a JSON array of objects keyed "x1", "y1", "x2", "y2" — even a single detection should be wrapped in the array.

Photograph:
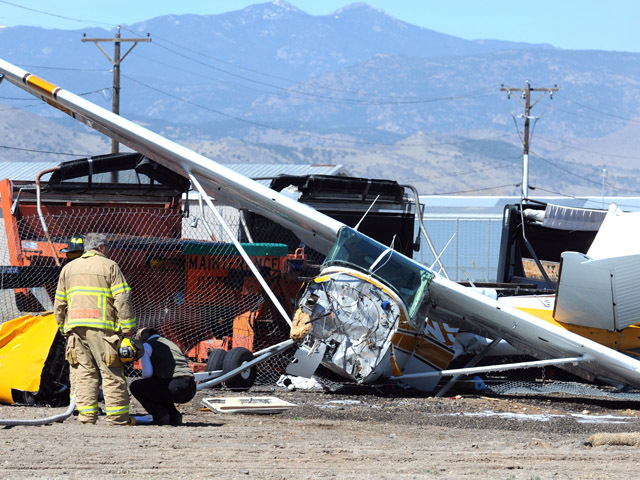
[
  {"x1": 59, "y1": 235, "x2": 84, "y2": 405},
  {"x1": 54, "y1": 233, "x2": 136, "y2": 425},
  {"x1": 129, "y1": 327, "x2": 196, "y2": 426},
  {"x1": 60, "y1": 235, "x2": 84, "y2": 261}
]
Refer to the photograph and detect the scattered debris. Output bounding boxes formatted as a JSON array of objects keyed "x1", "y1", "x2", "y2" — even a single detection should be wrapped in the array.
[
  {"x1": 201, "y1": 396, "x2": 296, "y2": 414},
  {"x1": 276, "y1": 375, "x2": 323, "y2": 391}
]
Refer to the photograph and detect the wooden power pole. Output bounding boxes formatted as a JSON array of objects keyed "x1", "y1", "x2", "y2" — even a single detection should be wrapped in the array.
[
  {"x1": 82, "y1": 26, "x2": 151, "y2": 155},
  {"x1": 501, "y1": 81, "x2": 558, "y2": 200}
]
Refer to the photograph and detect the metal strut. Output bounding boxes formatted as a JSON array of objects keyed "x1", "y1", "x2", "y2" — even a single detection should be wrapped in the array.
[
  {"x1": 435, "y1": 337, "x2": 503, "y2": 397},
  {"x1": 391, "y1": 355, "x2": 587, "y2": 381},
  {"x1": 188, "y1": 173, "x2": 293, "y2": 327}
]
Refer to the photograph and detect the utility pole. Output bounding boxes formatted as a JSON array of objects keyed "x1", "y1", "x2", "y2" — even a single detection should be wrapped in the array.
[
  {"x1": 82, "y1": 26, "x2": 151, "y2": 156},
  {"x1": 501, "y1": 81, "x2": 557, "y2": 201}
]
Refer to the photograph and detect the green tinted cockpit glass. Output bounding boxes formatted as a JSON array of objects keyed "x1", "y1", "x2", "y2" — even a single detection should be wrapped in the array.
[{"x1": 325, "y1": 227, "x2": 433, "y2": 319}]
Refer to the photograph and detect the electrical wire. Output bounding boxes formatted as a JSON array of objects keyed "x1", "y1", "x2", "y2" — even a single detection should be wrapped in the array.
[
  {"x1": 525, "y1": 186, "x2": 640, "y2": 211},
  {"x1": 125, "y1": 27, "x2": 497, "y2": 105},
  {"x1": 540, "y1": 102, "x2": 634, "y2": 125},
  {"x1": 120, "y1": 72, "x2": 512, "y2": 148},
  {"x1": 555, "y1": 92, "x2": 640, "y2": 124},
  {"x1": 419, "y1": 161, "x2": 519, "y2": 181},
  {"x1": 18, "y1": 64, "x2": 110, "y2": 73},
  {"x1": 0, "y1": 87, "x2": 112, "y2": 112},
  {"x1": 531, "y1": 151, "x2": 602, "y2": 186},
  {"x1": 530, "y1": 150, "x2": 640, "y2": 195},
  {"x1": 0, "y1": 145, "x2": 90, "y2": 156},
  {"x1": 431, "y1": 183, "x2": 521, "y2": 195},
  {"x1": 0, "y1": 9, "x2": 497, "y2": 106},
  {"x1": 0, "y1": 0, "x2": 116, "y2": 28},
  {"x1": 145, "y1": 39, "x2": 495, "y2": 106},
  {"x1": 534, "y1": 136, "x2": 640, "y2": 160},
  {"x1": 143, "y1": 30, "x2": 433, "y2": 101}
]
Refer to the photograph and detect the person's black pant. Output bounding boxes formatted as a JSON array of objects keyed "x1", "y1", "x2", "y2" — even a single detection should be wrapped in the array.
[{"x1": 130, "y1": 376, "x2": 196, "y2": 425}]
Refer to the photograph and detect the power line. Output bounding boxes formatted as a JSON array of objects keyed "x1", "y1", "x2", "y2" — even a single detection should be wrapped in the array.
[
  {"x1": 432, "y1": 183, "x2": 521, "y2": 195},
  {"x1": 531, "y1": 185, "x2": 584, "y2": 198},
  {"x1": 555, "y1": 92, "x2": 640, "y2": 124},
  {"x1": 121, "y1": 72, "x2": 511, "y2": 148},
  {"x1": 144, "y1": 30, "x2": 410, "y2": 101},
  {"x1": 0, "y1": 87, "x2": 112, "y2": 112},
  {"x1": 18, "y1": 64, "x2": 110, "y2": 73},
  {"x1": 2, "y1": 4, "x2": 496, "y2": 107},
  {"x1": 531, "y1": 150, "x2": 640, "y2": 195},
  {"x1": 535, "y1": 136, "x2": 640, "y2": 160},
  {"x1": 125, "y1": 27, "x2": 496, "y2": 105},
  {"x1": 138, "y1": 49, "x2": 495, "y2": 107},
  {"x1": 0, "y1": 96, "x2": 33, "y2": 101},
  {"x1": 0, "y1": 145, "x2": 89, "y2": 156},
  {"x1": 530, "y1": 150, "x2": 603, "y2": 187},
  {"x1": 0, "y1": 0, "x2": 116, "y2": 28},
  {"x1": 539, "y1": 101, "x2": 638, "y2": 125},
  {"x1": 420, "y1": 159, "x2": 520, "y2": 181},
  {"x1": 148, "y1": 39, "x2": 494, "y2": 106},
  {"x1": 529, "y1": 186, "x2": 640, "y2": 210}
]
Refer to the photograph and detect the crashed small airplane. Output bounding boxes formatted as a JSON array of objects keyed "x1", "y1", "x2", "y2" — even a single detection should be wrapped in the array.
[
  {"x1": 498, "y1": 203, "x2": 640, "y2": 358},
  {"x1": 2, "y1": 57, "x2": 640, "y2": 393}
]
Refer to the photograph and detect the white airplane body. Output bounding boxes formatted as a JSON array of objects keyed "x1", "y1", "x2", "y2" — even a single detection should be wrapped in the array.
[{"x1": 2, "y1": 58, "x2": 640, "y2": 391}]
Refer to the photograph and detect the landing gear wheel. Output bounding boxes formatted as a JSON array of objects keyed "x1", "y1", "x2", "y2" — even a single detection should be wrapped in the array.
[
  {"x1": 205, "y1": 349, "x2": 227, "y2": 372},
  {"x1": 222, "y1": 347, "x2": 257, "y2": 391},
  {"x1": 205, "y1": 349, "x2": 227, "y2": 389}
]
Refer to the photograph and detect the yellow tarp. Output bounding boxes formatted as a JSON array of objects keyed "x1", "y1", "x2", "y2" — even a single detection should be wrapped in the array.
[{"x1": 0, "y1": 313, "x2": 58, "y2": 404}]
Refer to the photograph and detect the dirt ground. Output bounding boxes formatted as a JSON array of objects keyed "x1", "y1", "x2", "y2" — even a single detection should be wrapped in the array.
[{"x1": 2, "y1": 384, "x2": 640, "y2": 480}]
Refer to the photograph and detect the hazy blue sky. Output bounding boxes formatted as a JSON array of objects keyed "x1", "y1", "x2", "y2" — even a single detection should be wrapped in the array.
[{"x1": 0, "y1": 0, "x2": 638, "y2": 53}]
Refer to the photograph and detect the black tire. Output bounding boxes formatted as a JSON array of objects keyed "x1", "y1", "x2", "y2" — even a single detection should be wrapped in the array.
[
  {"x1": 222, "y1": 347, "x2": 257, "y2": 391},
  {"x1": 205, "y1": 349, "x2": 227, "y2": 389},
  {"x1": 205, "y1": 349, "x2": 227, "y2": 372}
]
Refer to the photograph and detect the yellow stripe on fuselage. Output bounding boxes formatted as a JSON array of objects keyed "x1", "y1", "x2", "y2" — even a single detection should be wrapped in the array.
[
  {"x1": 516, "y1": 306, "x2": 640, "y2": 351},
  {"x1": 392, "y1": 330, "x2": 455, "y2": 370}
]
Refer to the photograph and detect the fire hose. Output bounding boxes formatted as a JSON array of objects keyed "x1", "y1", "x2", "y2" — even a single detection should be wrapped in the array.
[{"x1": 0, "y1": 393, "x2": 76, "y2": 426}]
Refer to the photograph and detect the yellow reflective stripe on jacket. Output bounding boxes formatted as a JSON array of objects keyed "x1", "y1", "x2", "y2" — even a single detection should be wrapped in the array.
[
  {"x1": 105, "y1": 404, "x2": 130, "y2": 416},
  {"x1": 67, "y1": 286, "x2": 113, "y2": 297},
  {"x1": 65, "y1": 318, "x2": 119, "y2": 331},
  {"x1": 53, "y1": 248, "x2": 136, "y2": 334},
  {"x1": 65, "y1": 286, "x2": 117, "y2": 330},
  {"x1": 111, "y1": 282, "x2": 131, "y2": 296},
  {"x1": 117, "y1": 317, "x2": 136, "y2": 330}
]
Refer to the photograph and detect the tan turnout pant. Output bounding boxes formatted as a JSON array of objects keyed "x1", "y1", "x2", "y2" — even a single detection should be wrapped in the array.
[{"x1": 65, "y1": 327, "x2": 130, "y2": 425}]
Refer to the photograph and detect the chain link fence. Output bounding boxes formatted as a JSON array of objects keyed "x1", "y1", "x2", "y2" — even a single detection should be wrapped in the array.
[
  {"x1": 0, "y1": 206, "x2": 304, "y2": 386},
  {"x1": 414, "y1": 216, "x2": 503, "y2": 282}
]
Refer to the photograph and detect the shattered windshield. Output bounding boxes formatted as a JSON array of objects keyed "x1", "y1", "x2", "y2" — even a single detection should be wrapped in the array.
[{"x1": 325, "y1": 227, "x2": 433, "y2": 319}]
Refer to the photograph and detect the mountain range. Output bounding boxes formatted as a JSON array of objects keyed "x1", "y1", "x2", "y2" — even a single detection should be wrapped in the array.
[{"x1": 1, "y1": 1, "x2": 639, "y2": 197}]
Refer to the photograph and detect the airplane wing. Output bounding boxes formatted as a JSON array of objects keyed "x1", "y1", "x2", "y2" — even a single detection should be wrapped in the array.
[
  {"x1": 3, "y1": 58, "x2": 640, "y2": 389},
  {"x1": 427, "y1": 276, "x2": 640, "y2": 387},
  {"x1": 0, "y1": 59, "x2": 342, "y2": 255}
]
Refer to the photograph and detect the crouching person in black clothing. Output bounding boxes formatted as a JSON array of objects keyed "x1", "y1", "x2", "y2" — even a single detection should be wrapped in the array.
[{"x1": 130, "y1": 327, "x2": 196, "y2": 426}]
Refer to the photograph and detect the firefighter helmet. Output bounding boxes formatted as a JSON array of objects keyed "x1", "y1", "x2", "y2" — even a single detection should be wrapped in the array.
[
  {"x1": 118, "y1": 337, "x2": 145, "y2": 363},
  {"x1": 60, "y1": 235, "x2": 84, "y2": 253}
]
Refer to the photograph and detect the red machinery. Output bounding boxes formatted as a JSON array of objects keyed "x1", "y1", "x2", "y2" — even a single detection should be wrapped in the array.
[{"x1": 0, "y1": 153, "x2": 305, "y2": 402}]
